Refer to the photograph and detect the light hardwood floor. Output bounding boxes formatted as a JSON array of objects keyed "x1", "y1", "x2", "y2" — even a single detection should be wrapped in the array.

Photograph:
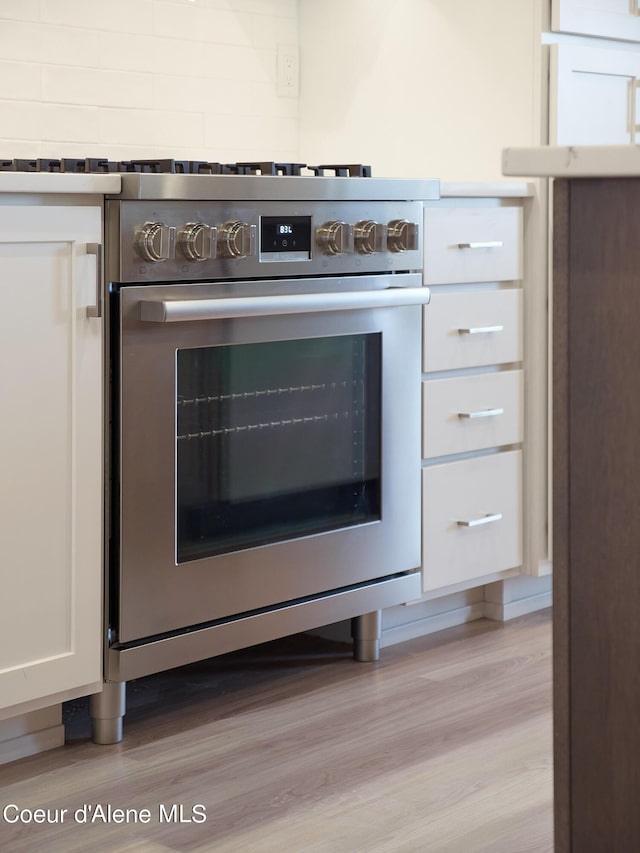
[{"x1": 0, "y1": 610, "x2": 553, "y2": 852}]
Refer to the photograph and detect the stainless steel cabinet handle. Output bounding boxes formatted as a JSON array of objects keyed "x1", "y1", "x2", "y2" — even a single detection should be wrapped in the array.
[
  {"x1": 456, "y1": 513, "x2": 503, "y2": 528},
  {"x1": 457, "y1": 407, "x2": 504, "y2": 420},
  {"x1": 630, "y1": 78, "x2": 640, "y2": 141},
  {"x1": 140, "y1": 286, "x2": 432, "y2": 323},
  {"x1": 457, "y1": 324, "x2": 504, "y2": 335},
  {"x1": 86, "y1": 242, "x2": 102, "y2": 319},
  {"x1": 456, "y1": 241, "x2": 504, "y2": 249}
]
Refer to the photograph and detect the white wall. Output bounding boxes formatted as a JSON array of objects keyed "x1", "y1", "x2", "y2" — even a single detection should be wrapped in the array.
[
  {"x1": 0, "y1": 0, "x2": 299, "y2": 163},
  {"x1": 298, "y1": 0, "x2": 542, "y2": 181}
]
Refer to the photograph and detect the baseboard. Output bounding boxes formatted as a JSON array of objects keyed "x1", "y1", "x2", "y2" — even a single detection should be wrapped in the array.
[
  {"x1": 381, "y1": 579, "x2": 552, "y2": 646},
  {"x1": 0, "y1": 706, "x2": 64, "y2": 766},
  {"x1": 381, "y1": 602, "x2": 486, "y2": 647},
  {"x1": 483, "y1": 590, "x2": 553, "y2": 622},
  {"x1": 0, "y1": 725, "x2": 64, "y2": 766}
]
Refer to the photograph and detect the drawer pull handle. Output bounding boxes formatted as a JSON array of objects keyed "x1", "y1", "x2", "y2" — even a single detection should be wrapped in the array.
[
  {"x1": 456, "y1": 241, "x2": 504, "y2": 249},
  {"x1": 457, "y1": 513, "x2": 503, "y2": 528},
  {"x1": 458, "y1": 325, "x2": 504, "y2": 335},
  {"x1": 86, "y1": 243, "x2": 102, "y2": 319},
  {"x1": 457, "y1": 407, "x2": 504, "y2": 420}
]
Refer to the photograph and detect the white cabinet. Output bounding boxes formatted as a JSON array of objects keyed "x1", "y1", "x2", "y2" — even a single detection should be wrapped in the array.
[
  {"x1": 552, "y1": 0, "x2": 640, "y2": 43},
  {"x1": 423, "y1": 370, "x2": 524, "y2": 460},
  {"x1": 423, "y1": 206, "x2": 523, "y2": 285},
  {"x1": 422, "y1": 197, "x2": 525, "y2": 593},
  {"x1": 551, "y1": 43, "x2": 640, "y2": 145},
  {"x1": 423, "y1": 451, "x2": 523, "y2": 590},
  {"x1": 0, "y1": 204, "x2": 103, "y2": 715},
  {"x1": 423, "y1": 289, "x2": 523, "y2": 372}
]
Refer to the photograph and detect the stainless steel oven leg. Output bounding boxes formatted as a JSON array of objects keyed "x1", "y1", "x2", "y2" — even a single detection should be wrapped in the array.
[
  {"x1": 352, "y1": 610, "x2": 382, "y2": 662},
  {"x1": 90, "y1": 682, "x2": 126, "y2": 745}
]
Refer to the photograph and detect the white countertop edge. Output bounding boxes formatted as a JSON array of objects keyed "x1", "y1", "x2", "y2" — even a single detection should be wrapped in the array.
[
  {"x1": 503, "y1": 145, "x2": 640, "y2": 177},
  {"x1": 439, "y1": 180, "x2": 535, "y2": 198},
  {"x1": 0, "y1": 173, "x2": 122, "y2": 194}
]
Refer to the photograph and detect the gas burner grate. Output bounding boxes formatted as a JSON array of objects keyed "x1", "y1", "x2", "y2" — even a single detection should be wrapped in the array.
[
  {"x1": 0, "y1": 158, "x2": 373, "y2": 176},
  {"x1": 0, "y1": 157, "x2": 120, "y2": 173},
  {"x1": 309, "y1": 164, "x2": 373, "y2": 178},
  {"x1": 234, "y1": 161, "x2": 308, "y2": 176}
]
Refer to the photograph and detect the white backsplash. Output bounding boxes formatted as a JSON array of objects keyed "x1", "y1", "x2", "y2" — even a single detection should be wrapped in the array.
[{"x1": 0, "y1": 0, "x2": 299, "y2": 163}]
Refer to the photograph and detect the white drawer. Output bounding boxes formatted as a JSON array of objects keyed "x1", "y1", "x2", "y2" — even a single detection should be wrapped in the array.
[
  {"x1": 423, "y1": 288, "x2": 523, "y2": 372},
  {"x1": 424, "y1": 206, "x2": 523, "y2": 285},
  {"x1": 423, "y1": 370, "x2": 523, "y2": 459},
  {"x1": 422, "y1": 450, "x2": 522, "y2": 591}
]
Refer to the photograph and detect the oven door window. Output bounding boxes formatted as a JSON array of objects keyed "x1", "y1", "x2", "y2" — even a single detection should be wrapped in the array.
[{"x1": 176, "y1": 334, "x2": 381, "y2": 562}]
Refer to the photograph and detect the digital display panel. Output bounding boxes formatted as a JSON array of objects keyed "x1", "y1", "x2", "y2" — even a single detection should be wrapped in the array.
[{"x1": 260, "y1": 215, "x2": 311, "y2": 260}]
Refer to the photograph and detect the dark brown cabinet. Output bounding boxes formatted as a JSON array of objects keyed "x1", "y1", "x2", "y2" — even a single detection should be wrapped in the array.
[{"x1": 554, "y1": 177, "x2": 640, "y2": 850}]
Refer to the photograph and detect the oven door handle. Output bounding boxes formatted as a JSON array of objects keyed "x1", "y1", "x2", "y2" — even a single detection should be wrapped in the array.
[{"x1": 139, "y1": 286, "x2": 431, "y2": 323}]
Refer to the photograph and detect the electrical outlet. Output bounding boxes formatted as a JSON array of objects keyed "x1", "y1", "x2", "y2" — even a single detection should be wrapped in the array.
[{"x1": 277, "y1": 46, "x2": 299, "y2": 98}]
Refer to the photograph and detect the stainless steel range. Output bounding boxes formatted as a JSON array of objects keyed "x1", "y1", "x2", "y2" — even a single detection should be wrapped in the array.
[{"x1": 88, "y1": 161, "x2": 438, "y2": 744}]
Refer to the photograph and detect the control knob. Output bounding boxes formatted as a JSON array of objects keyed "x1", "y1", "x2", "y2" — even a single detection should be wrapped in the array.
[
  {"x1": 387, "y1": 219, "x2": 419, "y2": 253},
  {"x1": 354, "y1": 220, "x2": 385, "y2": 254},
  {"x1": 178, "y1": 222, "x2": 216, "y2": 262},
  {"x1": 217, "y1": 221, "x2": 256, "y2": 259},
  {"x1": 134, "y1": 222, "x2": 176, "y2": 263},
  {"x1": 316, "y1": 220, "x2": 354, "y2": 255}
]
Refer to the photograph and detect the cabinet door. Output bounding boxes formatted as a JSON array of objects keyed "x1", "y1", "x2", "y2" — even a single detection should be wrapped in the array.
[
  {"x1": 552, "y1": 0, "x2": 640, "y2": 42},
  {"x1": 0, "y1": 205, "x2": 102, "y2": 711},
  {"x1": 551, "y1": 44, "x2": 640, "y2": 145}
]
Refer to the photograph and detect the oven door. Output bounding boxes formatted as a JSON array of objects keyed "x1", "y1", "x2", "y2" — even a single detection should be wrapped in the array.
[{"x1": 115, "y1": 274, "x2": 428, "y2": 642}]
